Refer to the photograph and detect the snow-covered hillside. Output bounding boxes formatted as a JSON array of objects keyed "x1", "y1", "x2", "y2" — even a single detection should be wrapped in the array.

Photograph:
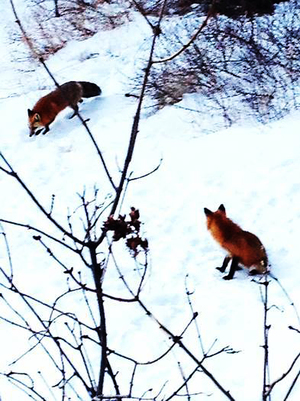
[{"x1": 0, "y1": 1, "x2": 299, "y2": 401}]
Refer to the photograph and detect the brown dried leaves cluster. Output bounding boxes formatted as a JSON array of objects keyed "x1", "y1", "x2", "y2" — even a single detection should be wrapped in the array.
[{"x1": 104, "y1": 207, "x2": 148, "y2": 257}]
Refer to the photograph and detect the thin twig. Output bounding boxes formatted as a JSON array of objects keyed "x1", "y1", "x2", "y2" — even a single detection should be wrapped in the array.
[
  {"x1": 265, "y1": 352, "x2": 300, "y2": 397},
  {"x1": 128, "y1": 158, "x2": 163, "y2": 182},
  {"x1": 185, "y1": 274, "x2": 205, "y2": 356},
  {"x1": 130, "y1": 0, "x2": 156, "y2": 31},
  {"x1": 261, "y1": 275, "x2": 271, "y2": 401},
  {"x1": 107, "y1": 0, "x2": 168, "y2": 220},
  {"x1": 283, "y1": 368, "x2": 300, "y2": 401},
  {"x1": 0, "y1": 218, "x2": 78, "y2": 252},
  {"x1": 0, "y1": 267, "x2": 93, "y2": 395},
  {"x1": 0, "y1": 223, "x2": 14, "y2": 280},
  {"x1": 152, "y1": 1, "x2": 216, "y2": 64},
  {"x1": 0, "y1": 153, "x2": 84, "y2": 246},
  {"x1": 9, "y1": 0, "x2": 38, "y2": 58}
]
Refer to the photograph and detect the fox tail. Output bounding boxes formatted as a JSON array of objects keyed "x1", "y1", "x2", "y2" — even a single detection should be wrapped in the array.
[{"x1": 79, "y1": 81, "x2": 102, "y2": 98}]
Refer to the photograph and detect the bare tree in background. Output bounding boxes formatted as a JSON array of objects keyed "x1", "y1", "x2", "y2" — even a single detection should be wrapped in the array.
[{"x1": 143, "y1": 0, "x2": 300, "y2": 126}]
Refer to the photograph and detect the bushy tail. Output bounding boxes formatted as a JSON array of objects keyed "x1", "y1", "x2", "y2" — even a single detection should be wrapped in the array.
[{"x1": 79, "y1": 81, "x2": 102, "y2": 98}]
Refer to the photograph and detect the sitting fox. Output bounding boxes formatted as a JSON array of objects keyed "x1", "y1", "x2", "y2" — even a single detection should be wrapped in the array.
[
  {"x1": 28, "y1": 81, "x2": 101, "y2": 136},
  {"x1": 204, "y1": 204, "x2": 268, "y2": 280}
]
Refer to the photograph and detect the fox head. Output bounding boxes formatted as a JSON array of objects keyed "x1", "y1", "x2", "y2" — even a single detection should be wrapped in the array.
[
  {"x1": 204, "y1": 204, "x2": 226, "y2": 230},
  {"x1": 28, "y1": 109, "x2": 43, "y2": 137}
]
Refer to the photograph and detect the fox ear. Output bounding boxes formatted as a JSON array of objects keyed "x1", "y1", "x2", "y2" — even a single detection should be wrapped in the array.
[
  {"x1": 34, "y1": 113, "x2": 41, "y2": 122},
  {"x1": 218, "y1": 204, "x2": 226, "y2": 213},
  {"x1": 204, "y1": 207, "x2": 212, "y2": 216},
  {"x1": 27, "y1": 109, "x2": 33, "y2": 117}
]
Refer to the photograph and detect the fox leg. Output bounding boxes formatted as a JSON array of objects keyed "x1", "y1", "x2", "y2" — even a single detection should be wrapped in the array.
[
  {"x1": 216, "y1": 256, "x2": 231, "y2": 273},
  {"x1": 69, "y1": 104, "x2": 79, "y2": 119},
  {"x1": 223, "y1": 257, "x2": 239, "y2": 280},
  {"x1": 41, "y1": 125, "x2": 50, "y2": 135},
  {"x1": 249, "y1": 266, "x2": 260, "y2": 275},
  {"x1": 34, "y1": 124, "x2": 50, "y2": 136}
]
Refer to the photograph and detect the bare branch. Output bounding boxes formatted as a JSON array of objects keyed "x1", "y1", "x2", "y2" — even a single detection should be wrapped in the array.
[
  {"x1": 153, "y1": 1, "x2": 216, "y2": 64},
  {"x1": 129, "y1": 0, "x2": 156, "y2": 31},
  {"x1": 265, "y1": 352, "x2": 300, "y2": 397},
  {"x1": 0, "y1": 153, "x2": 85, "y2": 246},
  {"x1": 128, "y1": 158, "x2": 163, "y2": 182},
  {"x1": 0, "y1": 218, "x2": 78, "y2": 253},
  {"x1": 107, "y1": 0, "x2": 169, "y2": 220},
  {"x1": 260, "y1": 276, "x2": 271, "y2": 401},
  {"x1": 283, "y1": 369, "x2": 300, "y2": 401}
]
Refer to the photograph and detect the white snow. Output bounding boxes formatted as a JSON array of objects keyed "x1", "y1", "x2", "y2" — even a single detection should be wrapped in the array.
[{"x1": 0, "y1": 1, "x2": 299, "y2": 401}]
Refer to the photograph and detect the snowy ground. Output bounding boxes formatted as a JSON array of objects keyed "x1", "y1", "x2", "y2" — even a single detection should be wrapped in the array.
[{"x1": 0, "y1": 1, "x2": 299, "y2": 400}]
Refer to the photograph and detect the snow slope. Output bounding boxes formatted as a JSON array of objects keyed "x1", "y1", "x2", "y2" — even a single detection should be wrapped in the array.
[{"x1": 0, "y1": 1, "x2": 299, "y2": 400}]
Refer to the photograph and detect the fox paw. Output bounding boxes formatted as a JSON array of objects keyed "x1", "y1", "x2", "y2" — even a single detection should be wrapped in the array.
[
  {"x1": 223, "y1": 275, "x2": 233, "y2": 280},
  {"x1": 249, "y1": 269, "x2": 259, "y2": 276}
]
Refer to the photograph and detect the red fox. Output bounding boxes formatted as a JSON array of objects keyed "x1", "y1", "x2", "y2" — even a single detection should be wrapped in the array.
[
  {"x1": 204, "y1": 204, "x2": 268, "y2": 280},
  {"x1": 28, "y1": 81, "x2": 101, "y2": 136}
]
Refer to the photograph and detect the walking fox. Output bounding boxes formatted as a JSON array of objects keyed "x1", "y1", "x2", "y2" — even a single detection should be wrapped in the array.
[
  {"x1": 204, "y1": 204, "x2": 268, "y2": 280},
  {"x1": 28, "y1": 81, "x2": 101, "y2": 136}
]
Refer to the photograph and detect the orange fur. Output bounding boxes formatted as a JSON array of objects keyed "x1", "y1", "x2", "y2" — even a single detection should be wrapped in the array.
[
  {"x1": 204, "y1": 204, "x2": 268, "y2": 279},
  {"x1": 28, "y1": 81, "x2": 101, "y2": 137}
]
